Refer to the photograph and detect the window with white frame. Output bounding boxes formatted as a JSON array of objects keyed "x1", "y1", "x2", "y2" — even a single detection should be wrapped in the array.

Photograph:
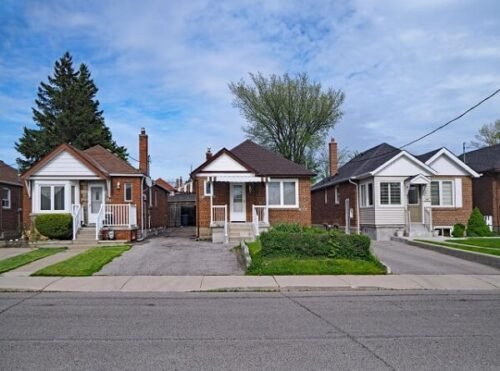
[
  {"x1": 1, "y1": 187, "x2": 11, "y2": 209},
  {"x1": 380, "y1": 182, "x2": 401, "y2": 205},
  {"x1": 431, "y1": 180, "x2": 453, "y2": 206},
  {"x1": 39, "y1": 185, "x2": 65, "y2": 211},
  {"x1": 268, "y1": 180, "x2": 298, "y2": 207},
  {"x1": 359, "y1": 183, "x2": 374, "y2": 207},
  {"x1": 334, "y1": 186, "x2": 339, "y2": 204},
  {"x1": 124, "y1": 183, "x2": 133, "y2": 202},
  {"x1": 204, "y1": 180, "x2": 213, "y2": 196}
]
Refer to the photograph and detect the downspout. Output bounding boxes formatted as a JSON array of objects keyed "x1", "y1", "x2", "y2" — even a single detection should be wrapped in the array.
[{"x1": 348, "y1": 178, "x2": 360, "y2": 234}]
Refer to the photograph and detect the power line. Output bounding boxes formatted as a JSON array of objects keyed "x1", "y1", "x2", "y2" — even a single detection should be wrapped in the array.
[{"x1": 345, "y1": 88, "x2": 500, "y2": 165}]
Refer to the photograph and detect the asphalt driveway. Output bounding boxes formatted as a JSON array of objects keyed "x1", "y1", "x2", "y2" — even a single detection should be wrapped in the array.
[
  {"x1": 372, "y1": 240, "x2": 500, "y2": 274},
  {"x1": 97, "y1": 236, "x2": 244, "y2": 276}
]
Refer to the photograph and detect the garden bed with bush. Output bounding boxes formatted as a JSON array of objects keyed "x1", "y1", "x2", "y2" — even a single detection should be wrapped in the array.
[{"x1": 246, "y1": 224, "x2": 385, "y2": 275}]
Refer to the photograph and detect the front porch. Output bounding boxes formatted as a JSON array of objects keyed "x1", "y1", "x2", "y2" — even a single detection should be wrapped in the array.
[{"x1": 404, "y1": 175, "x2": 433, "y2": 238}]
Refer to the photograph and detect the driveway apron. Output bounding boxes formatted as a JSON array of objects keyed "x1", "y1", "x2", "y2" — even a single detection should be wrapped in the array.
[{"x1": 97, "y1": 236, "x2": 244, "y2": 276}]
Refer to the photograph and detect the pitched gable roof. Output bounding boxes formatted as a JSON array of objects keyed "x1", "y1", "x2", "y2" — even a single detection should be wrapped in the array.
[
  {"x1": 0, "y1": 161, "x2": 21, "y2": 186},
  {"x1": 462, "y1": 143, "x2": 500, "y2": 172},
  {"x1": 155, "y1": 178, "x2": 176, "y2": 193},
  {"x1": 416, "y1": 148, "x2": 441, "y2": 163},
  {"x1": 312, "y1": 143, "x2": 401, "y2": 190},
  {"x1": 192, "y1": 140, "x2": 314, "y2": 178},
  {"x1": 83, "y1": 145, "x2": 141, "y2": 175}
]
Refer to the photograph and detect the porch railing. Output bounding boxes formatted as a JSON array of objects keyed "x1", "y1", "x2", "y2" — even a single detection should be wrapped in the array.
[
  {"x1": 71, "y1": 204, "x2": 83, "y2": 241},
  {"x1": 424, "y1": 207, "x2": 433, "y2": 233},
  {"x1": 211, "y1": 205, "x2": 228, "y2": 243},
  {"x1": 96, "y1": 204, "x2": 138, "y2": 240},
  {"x1": 252, "y1": 205, "x2": 269, "y2": 237}
]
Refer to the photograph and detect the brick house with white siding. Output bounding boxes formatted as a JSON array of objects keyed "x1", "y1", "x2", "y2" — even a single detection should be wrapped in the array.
[
  {"x1": 0, "y1": 161, "x2": 22, "y2": 240},
  {"x1": 312, "y1": 139, "x2": 480, "y2": 240},
  {"x1": 191, "y1": 140, "x2": 314, "y2": 243},
  {"x1": 21, "y1": 128, "x2": 168, "y2": 241}
]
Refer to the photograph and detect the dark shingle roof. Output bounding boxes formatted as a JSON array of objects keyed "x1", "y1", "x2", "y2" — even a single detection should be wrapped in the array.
[
  {"x1": 312, "y1": 143, "x2": 401, "y2": 191},
  {"x1": 83, "y1": 145, "x2": 142, "y2": 175},
  {"x1": 462, "y1": 144, "x2": 500, "y2": 172},
  {"x1": 0, "y1": 161, "x2": 21, "y2": 186},
  {"x1": 231, "y1": 140, "x2": 314, "y2": 177},
  {"x1": 416, "y1": 148, "x2": 441, "y2": 163}
]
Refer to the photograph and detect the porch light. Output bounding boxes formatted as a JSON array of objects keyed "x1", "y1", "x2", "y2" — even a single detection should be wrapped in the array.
[{"x1": 116, "y1": 181, "x2": 121, "y2": 190}]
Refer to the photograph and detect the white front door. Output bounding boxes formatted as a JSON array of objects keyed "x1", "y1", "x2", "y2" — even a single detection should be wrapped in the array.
[
  {"x1": 230, "y1": 183, "x2": 246, "y2": 222},
  {"x1": 88, "y1": 185, "x2": 105, "y2": 224}
]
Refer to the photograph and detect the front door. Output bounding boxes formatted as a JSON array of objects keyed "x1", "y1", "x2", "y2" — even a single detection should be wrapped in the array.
[
  {"x1": 408, "y1": 185, "x2": 422, "y2": 223},
  {"x1": 88, "y1": 185, "x2": 105, "y2": 224},
  {"x1": 230, "y1": 183, "x2": 246, "y2": 222}
]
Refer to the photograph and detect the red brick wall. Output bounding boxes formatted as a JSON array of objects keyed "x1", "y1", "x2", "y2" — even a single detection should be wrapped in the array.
[
  {"x1": 268, "y1": 178, "x2": 311, "y2": 226},
  {"x1": 149, "y1": 186, "x2": 169, "y2": 228},
  {"x1": 311, "y1": 182, "x2": 357, "y2": 228},
  {"x1": 109, "y1": 177, "x2": 143, "y2": 229},
  {"x1": 0, "y1": 184, "x2": 22, "y2": 238},
  {"x1": 432, "y1": 176, "x2": 473, "y2": 226}
]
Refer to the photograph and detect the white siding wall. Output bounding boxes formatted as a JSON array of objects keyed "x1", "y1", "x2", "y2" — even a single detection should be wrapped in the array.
[
  {"x1": 359, "y1": 179, "x2": 375, "y2": 225},
  {"x1": 376, "y1": 155, "x2": 433, "y2": 177},
  {"x1": 35, "y1": 151, "x2": 97, "y2": 177},
  {"x1": 374, "y1": 176, "x2": 407, "y2": 225},
  {"x1": 427, "y1": 155, "x2": 469, "y2": 176},
  {"x1": 203, "y1": 153, "x2": 249, "y2": 172}
]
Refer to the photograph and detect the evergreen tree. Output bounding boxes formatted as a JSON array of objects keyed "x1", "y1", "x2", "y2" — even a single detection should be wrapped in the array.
[{"x1": 16, "y1": 52, "x2": 127, "y2": 171}]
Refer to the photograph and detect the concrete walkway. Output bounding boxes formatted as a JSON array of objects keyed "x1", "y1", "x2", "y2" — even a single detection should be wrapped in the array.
[
  {"x1": 0, "y1": 248, "x2": 34, "y2": 260},
  {"x1": 372, "y1": 240, "x2": 500, "y2": 274},
  {"x1": 1, "y1": 274, "x2": 500, "y2": 292}
]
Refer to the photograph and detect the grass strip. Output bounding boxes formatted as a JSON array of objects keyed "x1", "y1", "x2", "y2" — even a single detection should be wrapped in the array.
[
  {"x1": 444, "y1": 238, "x2": 500, "y2": 249},
  {"x1": 32, "y1": 245, "x2": 131, "y2": 276},
  {"x1": 246, "y1": 240, "x2": 385, "y2": 275},
  {"x1": 0, "y1": 248, "x2": 67, "y2": 274},
  {"x1": 416, "y1": 240, "x2": 500, "y2": 257}
]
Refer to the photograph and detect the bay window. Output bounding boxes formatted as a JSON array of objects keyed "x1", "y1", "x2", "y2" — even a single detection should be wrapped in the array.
[
  {"x1": 380, "y1": 182, "x2": 401, "y2": 205},
  {"x1": 267, "y1": 180, "x2": 298, "y2": 207}
]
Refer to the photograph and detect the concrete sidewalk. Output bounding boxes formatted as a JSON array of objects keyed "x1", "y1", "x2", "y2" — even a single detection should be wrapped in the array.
[{"x1": 1, "y1": 274, "x2": 500, "y2": 292}]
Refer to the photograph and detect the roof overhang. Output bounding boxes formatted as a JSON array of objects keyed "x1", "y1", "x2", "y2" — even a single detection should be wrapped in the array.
[
  {"x1": 425, "y1": 148, "x2": 481, "y2": 178},
  {"x1": 371, "y1": 151, "x2": 438, "y2": 176},
  {"x1": 408, "y1": 174, "x2": 431, "y2": 185},
  {"x1": 197, "y1": 173, "x2": 266, "y2": 183}
]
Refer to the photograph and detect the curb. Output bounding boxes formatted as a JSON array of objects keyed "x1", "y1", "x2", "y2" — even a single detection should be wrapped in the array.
[{"x1": 393, "y1": 237, "x2": 500, "y2": 270}]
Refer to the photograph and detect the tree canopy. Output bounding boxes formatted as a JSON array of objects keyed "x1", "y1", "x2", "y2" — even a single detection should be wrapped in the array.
[
  {"x1": 229, "y1": 72, "x2": 345, "y2": 169},
  {"x1": 470, "y1": 119, "x2": 500, "y2": 148},
  {"x1": 16, "y1": 52, "x2": 127, "y2": 171}
]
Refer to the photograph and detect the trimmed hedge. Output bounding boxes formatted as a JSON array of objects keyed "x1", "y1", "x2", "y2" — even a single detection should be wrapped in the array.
[
  {"x1": 466, "y1": 207, "x2": 492, "y2": 237},
  {"x1": 452, "y1": 223, "x2": 465, "y2": 238},
  {"x1": 260, "y1": 226, "x2": 372, "y2": 260},
  {"x1": 35, "y1": 214, "x2": 73, "y2": 240}
]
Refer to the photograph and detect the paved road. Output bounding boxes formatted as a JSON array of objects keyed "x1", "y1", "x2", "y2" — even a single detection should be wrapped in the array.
[
  {"x1": 1, "y1": 291, "x2": 499, "y2": 370},
  {"x1": 97, "y1": 236, "x2": 244, "y2": 276},
  {"x1": 372, "y1": 240, "x2": 500, "y2": 274}
]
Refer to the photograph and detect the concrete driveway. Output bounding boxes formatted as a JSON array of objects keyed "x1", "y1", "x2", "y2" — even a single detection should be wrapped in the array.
[
  {"x1": 372, "y1": 240, "x2": 500, "y2": 274},
  {"x1": 97, "y1": 235, "x2": 244, "y2": 276}
]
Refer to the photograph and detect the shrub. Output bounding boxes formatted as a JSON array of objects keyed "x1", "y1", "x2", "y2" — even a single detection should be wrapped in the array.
[
  {"x1": 35, "y1": 214, "x2": 73, "y2": 240},
  {"x1": 328, "y1": 231, "x2": 371, "y2": 259},
  {"x1": 271, "y1": 223, "x2": 303, "y2": 233},
  {"x1": 260, "y1": 230, "x2": 331, "y2": 257},
  {"x1": 451, "y1": 223, "x2": 465, "y2": 238},
  {"x1": 466, "y1": 207, "x2": 492, "y2": 237}
]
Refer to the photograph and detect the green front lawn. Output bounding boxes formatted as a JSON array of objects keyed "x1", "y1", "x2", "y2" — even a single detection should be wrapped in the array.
[
  {"x1": 246, "y1": 240, "x2": 385, "y2": 275},
  {"x1": 445, "y1": 238, "x2": 500, "y2": 249},
  {"x1": 32, "y1": 245, "x2": 131, "y2": 276},
  {"x1": 0, "y1": 248, "x2": 67, "y2": 274},
  {"x1": 417, "y1": 240, "x2": 500, "y2": 257}
]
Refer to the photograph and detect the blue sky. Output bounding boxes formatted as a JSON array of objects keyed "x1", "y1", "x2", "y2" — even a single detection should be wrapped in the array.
[{"x1": 1, "y1": 0, "x2": 499, "y2": 181}]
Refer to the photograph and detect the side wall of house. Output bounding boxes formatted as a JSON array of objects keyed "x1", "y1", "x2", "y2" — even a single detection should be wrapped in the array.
[
  {"x1": 0, "y1": 184, "x2": 22, "y2": 239},
  {"x1": 311, "y1": 182, "x2": 358, "y2": 230},
  {"x1": 432, "y1": 176, "x2": 473, "y2": 228},
  {"x1": 149, "y1": 186, "x2": 169, "y2": 229},
  {"x1": 472, "y1": 173, "x2": 499, "y2": 232}
]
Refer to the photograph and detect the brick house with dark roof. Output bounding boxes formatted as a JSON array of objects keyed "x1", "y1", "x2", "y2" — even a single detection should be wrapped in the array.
[
  {"x1": 0, "y1": 161, "x2": 22, "y2": 239},
  {"x1": 312, "y1": 139, "x2": 480, "y2": 240},
  {"x1": 21, "y1": 128, "x2": 168, "y2": 241},
  {"x1": 462, "y1": 144, "x2": 500, "y2": 232},
  {"x1": 191, "y1": 140, "x2": 314, "y2": 243}
]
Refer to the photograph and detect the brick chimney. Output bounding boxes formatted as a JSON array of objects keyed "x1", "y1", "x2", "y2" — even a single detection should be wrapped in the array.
[
  {"x1": 206, "y1": 148, "x2": 213, "y2": 161},
  {"x1": 329, "y1": 138, "x2": 338, "y2": 176},
  {"x1": 139, "y1": 128, "x2": 149, "y2": 175}
]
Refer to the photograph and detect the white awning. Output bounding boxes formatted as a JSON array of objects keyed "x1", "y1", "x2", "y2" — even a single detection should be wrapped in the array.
[{"x1": 214, "y1": 175, "x2": 266, "y2": 183}]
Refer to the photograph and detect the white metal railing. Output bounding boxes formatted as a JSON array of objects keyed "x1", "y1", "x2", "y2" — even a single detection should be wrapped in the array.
[
  {"x1": 424, "y1": 207, "x2": 433, "y2": 233},
  {"x1": 71, "y1": 204, "x2": 83, "y2": 240},
  {"x1": 96, "y1": 204, "x2": 105, "y2": 240},
  {"x1": 211, "y1": 205, "x2": 228, "y2": 243},
  {"x1": 252, "y1": 205, "x2": 269, "y2": 237}
]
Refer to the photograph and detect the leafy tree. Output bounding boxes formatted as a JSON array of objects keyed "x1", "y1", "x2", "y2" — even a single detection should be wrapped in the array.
[
  {"x1": 466, "y1": 207, "x2": 492, "y2": 237},
  {"x1": 229, "y1": 72, "x2": 345, "y2": 168},
  {"x1": 470, "y1": 120, "x2": 500, "y2": 148},
  {"x1": 16, "y1": 52, "x2": 127, "y2": 171}
]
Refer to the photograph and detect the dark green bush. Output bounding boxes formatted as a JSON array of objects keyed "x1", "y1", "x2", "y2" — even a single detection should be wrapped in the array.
[
  {"x1": 260, "y1": 230, "x2": 331, "y2": 257},
  {"x1": 328, "y1": 231, "x2": 371, "y2": 259},
  {"x1": 35, "y1": 214, "x2": 73, "y2": 240},
  {"x1": 451, "y1": 223, "x2": 465, "y2": 238},
  {"x1": 466, "y1": 207, "x2": 492, "y2": 237},
  {"x1": 272, "y1": 223, "x2": 303, "y2": 233}
]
